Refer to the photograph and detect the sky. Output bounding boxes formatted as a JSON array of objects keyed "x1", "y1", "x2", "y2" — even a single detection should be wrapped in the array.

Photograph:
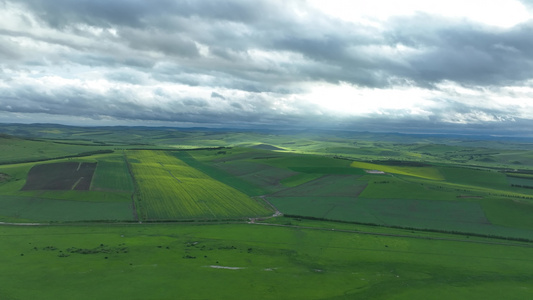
[{"x1": 1, "y1": 0, "x2": 533, "y2": 135}]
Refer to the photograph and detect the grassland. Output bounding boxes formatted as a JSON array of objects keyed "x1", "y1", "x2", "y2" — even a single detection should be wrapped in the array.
[
  {"x1": 127, "y1": 150, "x2": 272, "y2": 220},
  {"x1": 1, "y1": 223, "x2": 533, "y2": 300},
  {"x1": 0, "y1": 135, "x2": 108, "y2": 164}
]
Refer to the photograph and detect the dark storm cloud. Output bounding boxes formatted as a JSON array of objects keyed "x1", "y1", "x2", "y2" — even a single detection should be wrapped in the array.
[
  {"x1": 0, "y1": 78, "x2": 323, "y2": 127},
  {"x1": 384, "y1": 15, "x2": 533, "y2": 86},
  {"x1": 119, "y1": 28, "x2": 200, "y2": 58},
  {"x1": 20, "y1": 0, "x2": 173, "y2": 28}
]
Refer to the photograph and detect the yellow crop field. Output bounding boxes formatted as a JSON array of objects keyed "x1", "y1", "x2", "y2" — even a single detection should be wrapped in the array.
[
  {"x1": 350, "y1": 161, "x2": 444, "y2": 180},
  {"x1": 127, "y1": 150, "x2": 272, "y2": 220}
]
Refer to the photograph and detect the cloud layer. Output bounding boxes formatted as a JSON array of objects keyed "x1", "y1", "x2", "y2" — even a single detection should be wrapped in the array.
[{"x1": 1, "y1": 0, "x2": 533, "y2": 134}]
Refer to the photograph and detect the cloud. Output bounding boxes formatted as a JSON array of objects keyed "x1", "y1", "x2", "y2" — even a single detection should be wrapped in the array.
[
  {"x1": 211, "y1": 92, "x2": 225, "y2": 100},
  {"x1": 0, "y1": 0, "x2": 532, "y2": 134}
]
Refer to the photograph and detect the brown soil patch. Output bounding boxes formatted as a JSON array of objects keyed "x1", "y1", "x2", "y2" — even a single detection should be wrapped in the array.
[{"x1": 22, "y1": 162, "x2": 97, "y2": 191}]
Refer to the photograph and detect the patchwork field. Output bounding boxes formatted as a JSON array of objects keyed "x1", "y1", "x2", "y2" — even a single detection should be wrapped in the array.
[
  {"x1": 0, "y1": 154, "x2": 134, "y2": 222},
  {"x1": 3, "y1": 125, "x2": 533, "y2": 299},
  {"x1": 127, "y1": 150, "x2": 272, "y2": 220}
]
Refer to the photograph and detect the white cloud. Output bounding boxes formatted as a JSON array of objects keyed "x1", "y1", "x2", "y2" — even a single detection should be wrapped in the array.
[
  {"x1": 303, "y1": 81, "x2": 436, "y2": 116},
  {"x1": 308, "y1": 0, "x2": 531, "y2": 28}
]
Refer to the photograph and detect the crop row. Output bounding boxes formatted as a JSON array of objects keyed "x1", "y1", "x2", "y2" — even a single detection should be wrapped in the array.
[{"x1": 127, "y1": 150, "x2": 271, "y2": 220}]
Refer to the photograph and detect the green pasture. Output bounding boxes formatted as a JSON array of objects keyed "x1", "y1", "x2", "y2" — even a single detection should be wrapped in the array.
[
  {"x1": 0, "y1": 136, "x2": 100, "y2": 164},
  {"x1": 1, "y1": 223, "x2": 533, "y2": 300}
]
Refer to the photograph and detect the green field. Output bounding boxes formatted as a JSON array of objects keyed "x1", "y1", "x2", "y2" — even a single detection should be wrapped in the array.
[
  {"x1": 0, "y1": 195, "x2": 133, "y2": 222},
  {"x1": 280, "y1": 172, "x2": 323, "y2": 187},
  {"x1": 173, "y1": 151, "x2": 269, "y2": 196},
  {"x1": 91, "y1": 155, "x2": 134, "y2": 192},
  {"x1": 127, "y1": 150, "x2": 272, "y2": 220}
]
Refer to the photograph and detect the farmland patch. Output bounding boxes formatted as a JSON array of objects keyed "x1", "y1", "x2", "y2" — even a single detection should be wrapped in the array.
[
  {"x1": 359, "y1": 176, "x2": 462, "y2": 201},
  {"x1": 211, "y1": 150, "x2": 282, "y2": 163},
  {"x1": 0, "y1": 195, "x2": 133, "y2": 222},
  {"x1": 351, "y1": 161, "x2": 444, "y2": 180},
  {"x1": 173, "y1": 152, "x2": 267, "y2": 196},
  {"x1": 440, "y1": 167, "x2": 508, "y2": 189},
  {"x1": 280, "y1": 173, "x2": 323, "y2": 187},
  {"x1": 214, "y1": 161, "x2": 296, "y2": 192},
  {"x1": 91, "y1": 157, "x2": 134, "y2": 192},
  {"x1": 272, "y1": 175, "x2": 367, "y2": 197},
  {"x1": 22, "y1": 162, "x2": 97, "y2": 191},
  {"x1": 250, "y1": 144, "x2": 284, "y2": 151},
  {"x1": 506, "y1": 175, "x2": 533, "y2": 188},
  {"x1": 270, "y1": 196, "x2": 499, "y2": 234},
  {"x1": 127, "y1": 150, "x2": 272, "y2": 220}
]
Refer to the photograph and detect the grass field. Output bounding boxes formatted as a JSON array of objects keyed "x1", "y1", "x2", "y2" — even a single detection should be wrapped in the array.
[
  {"x1": 127, "y1": 150, "x2": 272, "y2": 220},
  {"x1": 0, "y1": 135, "x2": 106, "y2": 164},
  {"x1": 1, "y1": 223, "x2": 533, "y2": 300}
]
